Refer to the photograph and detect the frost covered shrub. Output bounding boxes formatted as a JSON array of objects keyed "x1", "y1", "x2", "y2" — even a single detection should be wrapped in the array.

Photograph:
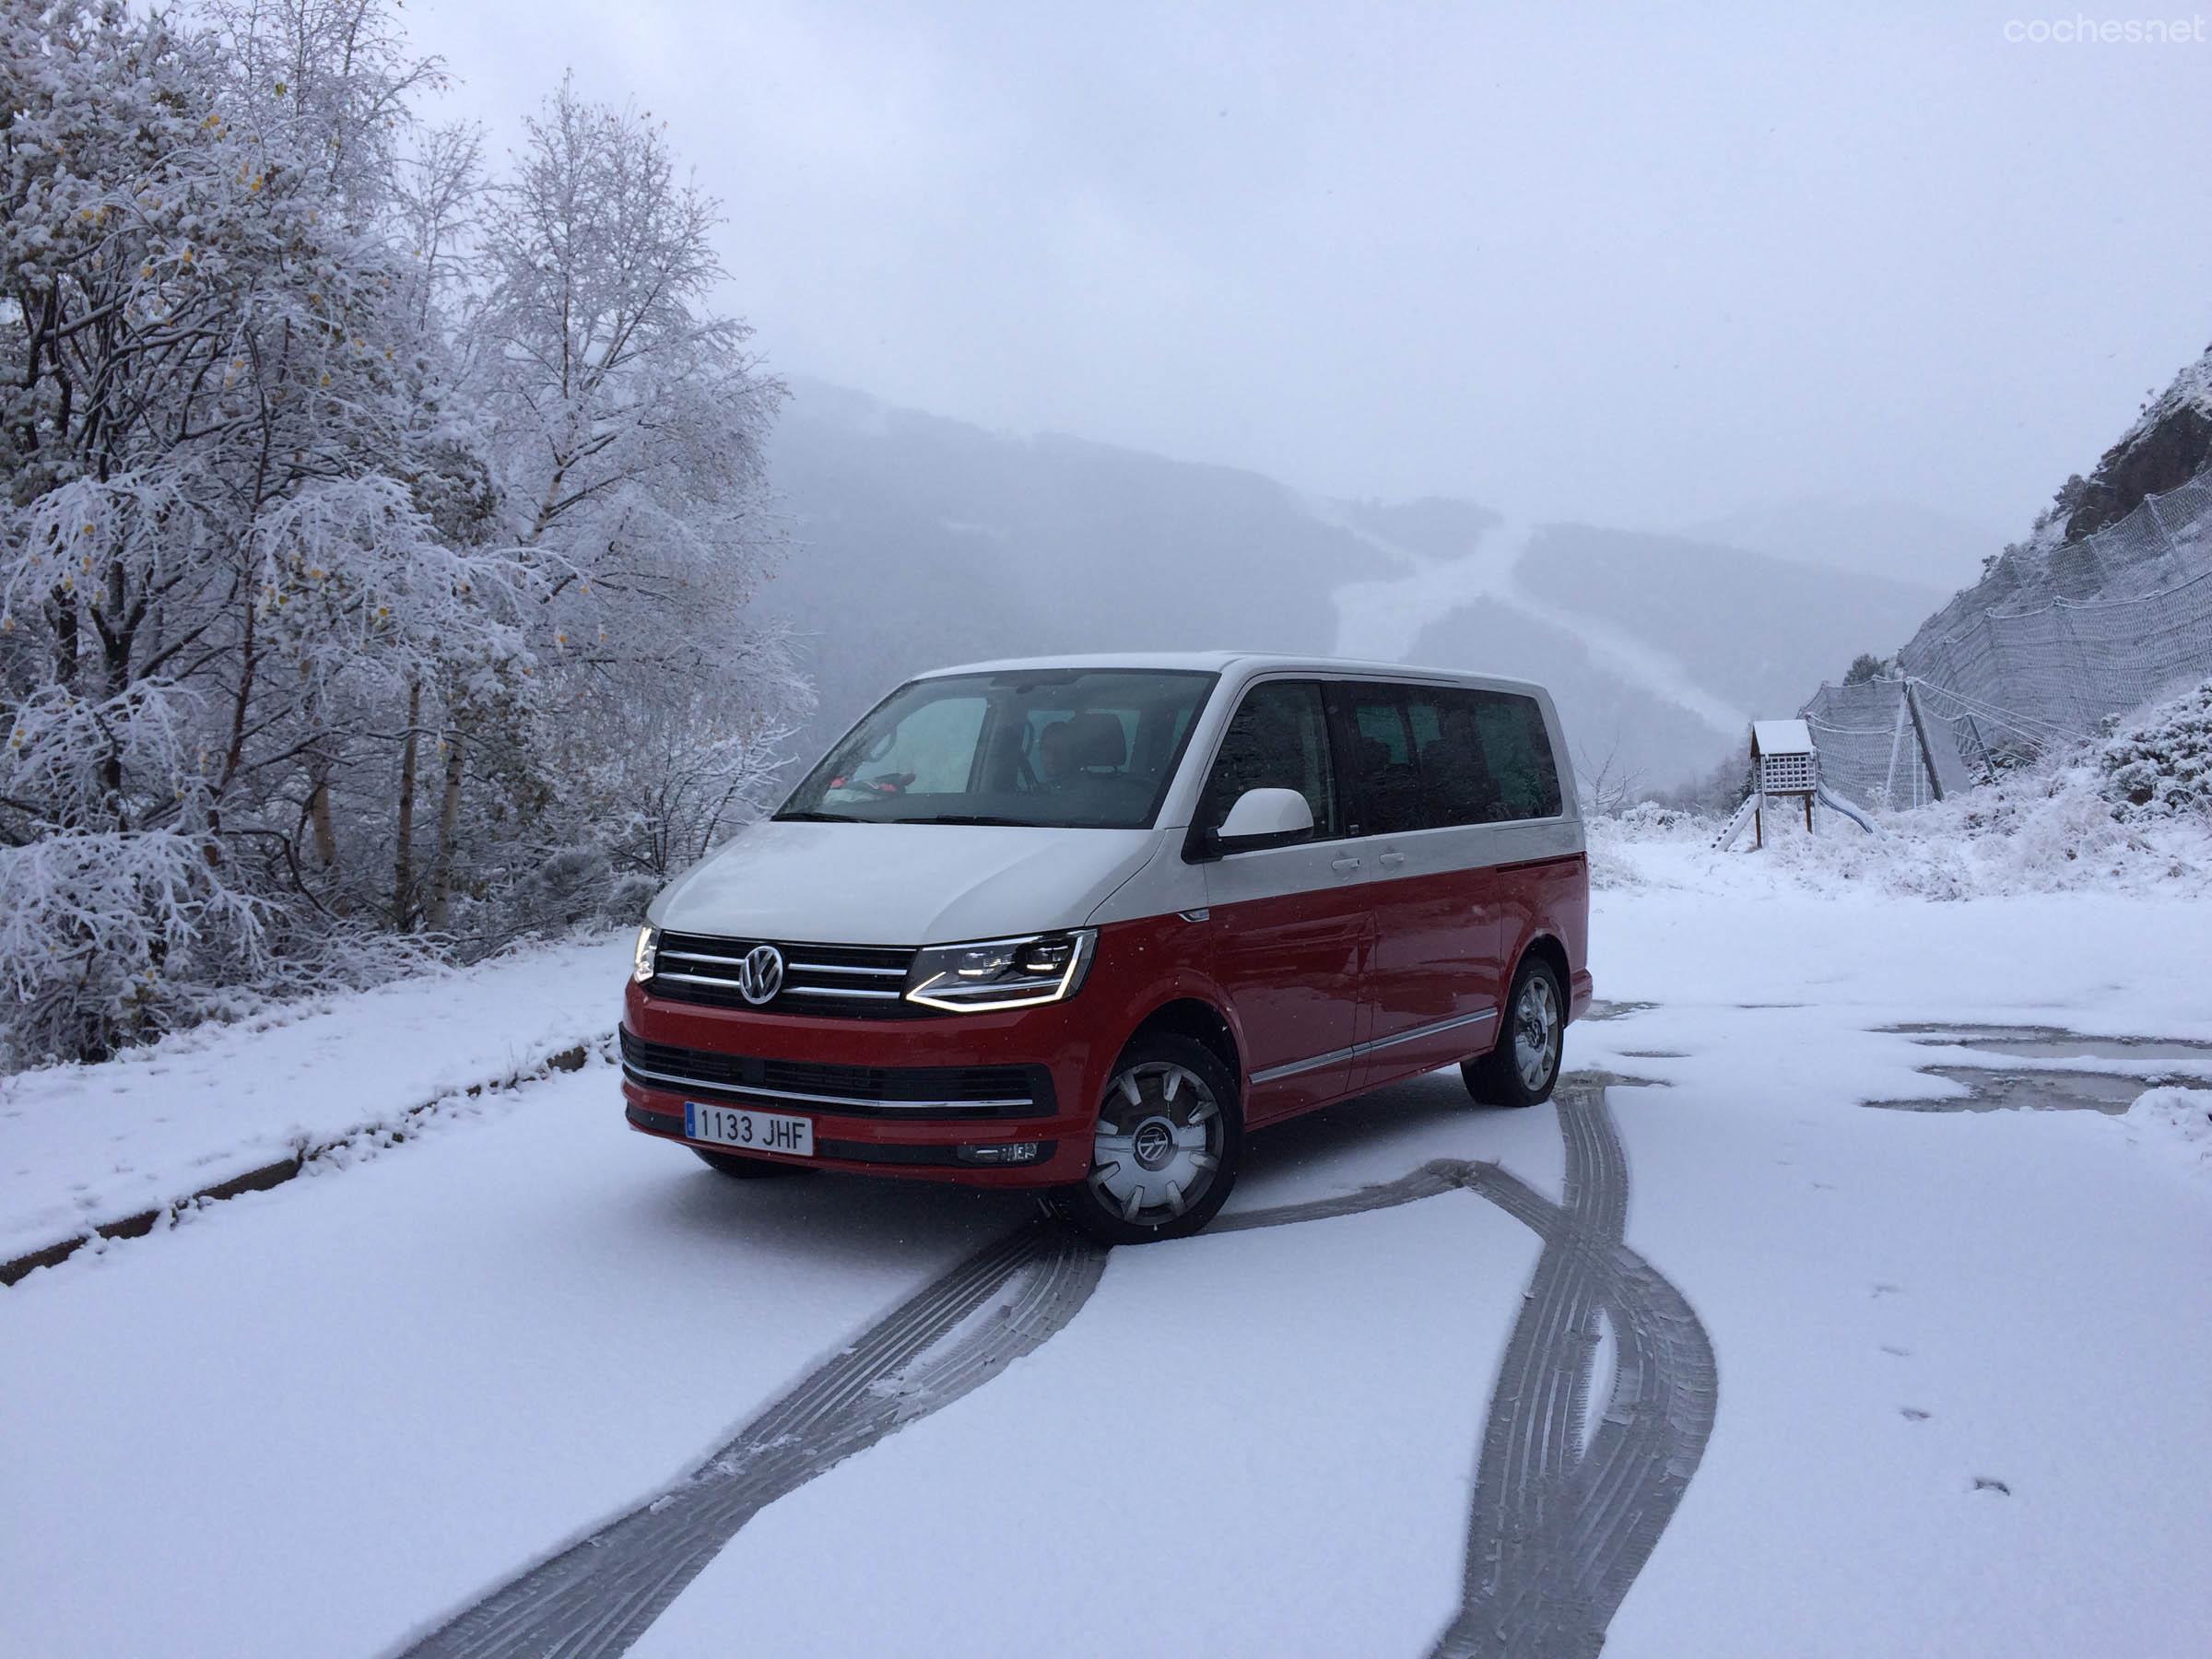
[
  {"x1": 1615, "y1": 802, "x2": 1693, "y2": 835},
  {"x1": 0, "y1": 832, "x2": 265, "y2": 1066},
  {"x1": 2100, "y1": 677, "x2": 2212, "y2": 819},
  {"x1": 1739, "y1": 759, "x2": 2211, "y2": 900}
]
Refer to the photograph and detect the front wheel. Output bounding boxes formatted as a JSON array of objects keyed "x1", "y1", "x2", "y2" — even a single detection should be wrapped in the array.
[
  {"x1": 1464, "y1": 956, "x2": 1565, "y2": 1108},
  {"x1": 1052, "y1": 1035, "x2": 1243, "y2": 1245}
]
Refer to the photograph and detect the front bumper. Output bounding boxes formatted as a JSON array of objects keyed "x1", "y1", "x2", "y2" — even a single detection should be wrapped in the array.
[{"x1": 619, "y1": 978, "x2": 1110, "y2": 1186}]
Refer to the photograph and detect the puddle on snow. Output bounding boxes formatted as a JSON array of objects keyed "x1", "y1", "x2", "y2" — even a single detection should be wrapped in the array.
[
  {"x1": 1873, "y1": 1024, "x2": 2212, "y2": 1114},
  {"x1": 1582, "y1": 999, "x2": 1659, "y2": 1022},
  {"x1": 1887, "y1": 1023, "x2": 2212, "y2": 1064}
]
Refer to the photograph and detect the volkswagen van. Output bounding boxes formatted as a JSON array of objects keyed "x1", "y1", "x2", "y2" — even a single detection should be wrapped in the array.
[{"x1": 621, "y1": 653, "x2": 1591, "y2": 1243}]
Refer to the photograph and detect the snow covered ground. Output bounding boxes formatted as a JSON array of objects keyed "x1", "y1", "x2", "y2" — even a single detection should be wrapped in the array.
[
  {"x1": 0, "y1": 936, "x2": 630, "y2": 1270},
  {"x1": 4, "y1": 835, "x2": 2211, "y2": 1656}
]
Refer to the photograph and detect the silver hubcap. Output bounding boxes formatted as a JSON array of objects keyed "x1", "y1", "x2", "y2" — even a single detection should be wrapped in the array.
[
  {"x1": 1514, "y1": 974, "x2": 1561, "y2": 1092},
  {"x1": 1090, "y1": 1062, "x2": 1223, "y2": 1225}
]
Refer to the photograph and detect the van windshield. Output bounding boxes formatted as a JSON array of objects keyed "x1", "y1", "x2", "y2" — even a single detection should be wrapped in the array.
[{"x1": 778, "y1": 669, "x2": 1218, "y2": 830}]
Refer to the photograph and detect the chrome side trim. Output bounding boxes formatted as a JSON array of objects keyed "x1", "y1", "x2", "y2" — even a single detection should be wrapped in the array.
[
  {"x1": 1248, "y1": 1006, "x2": 1497, "y2": 1086},
  {"x1": 622, "y1": 1060, "x2": 1030, "y2": 1113},
  {"x1": 1249, "y1": 1041, "x2": 1360, "y2": 1087},
  {"x1": 1362, "y1": 1006, "x2": 1498, "y2": 1055}
]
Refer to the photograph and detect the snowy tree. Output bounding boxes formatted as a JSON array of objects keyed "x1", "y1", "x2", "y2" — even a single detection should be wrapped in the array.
[
  {"x1": 0, "y1": 2, "x2": 800, "y2": 1062},
  {"x1": 456, "y1": 78, "x2": 803, "y2": 935}
]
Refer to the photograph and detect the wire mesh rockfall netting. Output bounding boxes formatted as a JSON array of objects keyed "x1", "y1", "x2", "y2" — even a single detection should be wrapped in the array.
[{"x1": 1804, "y1": 472, "x2": 2212, "y2": 811}]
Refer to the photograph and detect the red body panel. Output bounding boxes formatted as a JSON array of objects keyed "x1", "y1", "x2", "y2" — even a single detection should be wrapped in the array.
[
  {"x1": 622, "y1": 853, "x2": 1590, "y2": 1186},
  {"x1": 1355, "y1": 851, "x2": 1505, "y2": 1088},
  {"x1": 1206, "y1": 881, "x2": 1371, "y2": 1124}
]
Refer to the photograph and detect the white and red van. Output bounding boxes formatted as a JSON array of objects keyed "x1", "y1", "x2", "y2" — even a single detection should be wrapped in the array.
[{"x1": 621, "y1": 653, "x2": 1590, "y2": 1242}]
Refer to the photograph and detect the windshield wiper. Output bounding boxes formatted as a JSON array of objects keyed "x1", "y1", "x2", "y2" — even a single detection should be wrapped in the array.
[
  {"x1": 903, "y1": 814, "x2": 1034, "y2": 827},
  {"x1": 772, "y1": 810, "x2": 862, "y2": 823}
]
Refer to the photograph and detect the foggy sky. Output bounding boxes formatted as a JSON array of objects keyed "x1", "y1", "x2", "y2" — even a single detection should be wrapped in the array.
[{"x1": 403, "y1": 0, "x2": 2212, "y2": 550}]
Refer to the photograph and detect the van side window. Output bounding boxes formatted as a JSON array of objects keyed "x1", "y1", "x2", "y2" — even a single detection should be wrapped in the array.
[
  {"x1": 1465, "y1": 690, "x2": 1563, "y2": 819},
  {"x1": 1198, "y1": 680, "x2": 1339, "y2": 839},
  {"x1": 1343, "y1": 689, "x2": 1425, "y2": 834},
  {"x1": 1407, "y1": 689, "x2": 1503, "y2": 826}
]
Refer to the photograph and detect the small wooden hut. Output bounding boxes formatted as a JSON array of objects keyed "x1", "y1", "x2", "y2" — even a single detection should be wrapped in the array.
[{"x1": 1749, "y1": 719, "x2": 1818, "y2": 847}]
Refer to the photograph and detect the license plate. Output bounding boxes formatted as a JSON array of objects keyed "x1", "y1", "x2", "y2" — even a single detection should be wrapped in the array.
[{"x1": 685, "y1": 1101, "x2": 814, "y2": 1158}]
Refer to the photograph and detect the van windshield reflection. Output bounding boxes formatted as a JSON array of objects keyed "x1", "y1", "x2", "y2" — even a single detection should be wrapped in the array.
[{"x1": 776, "y1": 668, "x2": 1218, "y2": 830}]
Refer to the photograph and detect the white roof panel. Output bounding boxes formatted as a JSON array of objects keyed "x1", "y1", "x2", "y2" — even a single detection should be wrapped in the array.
[
  {"x1": 913, "y1": 653, "x2": 1549, "y2": 697},
  {"x1": 1752, "y1": 718, "x2": 1815, "y2": 755}
]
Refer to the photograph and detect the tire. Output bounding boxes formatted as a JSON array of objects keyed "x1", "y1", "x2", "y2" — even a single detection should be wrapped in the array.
[
  {"x1": 1052, "y1": 1034, "x2": 1244, "y2": 1245},
  {"x1": 693, "y1": 1147, "x2": 806, "y2": 1180},
  {"x1": 1464, "y1": 955, "x2": 1566, "y2": 1108}
]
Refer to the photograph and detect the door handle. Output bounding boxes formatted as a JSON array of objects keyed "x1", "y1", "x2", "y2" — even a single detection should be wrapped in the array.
[
  {"x1": 1330, "y1": 855, "x2": 1362, "y2": 874},
  {"x1": 1377, "y1": 850, "x2": 1406, "y2": 869}
]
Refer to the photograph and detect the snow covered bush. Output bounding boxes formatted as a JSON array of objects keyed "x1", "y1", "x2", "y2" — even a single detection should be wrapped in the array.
[
  {"x1": 2121, "y1": 1088, "x2": 2212, "y2": 1179},
  {"x1": 2100, "y1": 677, "x2": 2212, "y2": 820},
  {"x1": 0, "y1": 1, "x2": 802, "y2": 1064},
  {"x1": 0, "y1": 830, "x2": 265, "y2": 1067}
]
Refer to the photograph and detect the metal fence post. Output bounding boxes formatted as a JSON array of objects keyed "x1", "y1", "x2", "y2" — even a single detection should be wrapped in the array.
[{"x1": 1903, "y1": 679, "x2": 1945, "y2": 803}]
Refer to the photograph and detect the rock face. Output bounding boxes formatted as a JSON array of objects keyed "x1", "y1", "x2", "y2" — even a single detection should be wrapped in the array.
[{"x1": 2063, "y1": 345, "x2": 2212, "y2": 542}]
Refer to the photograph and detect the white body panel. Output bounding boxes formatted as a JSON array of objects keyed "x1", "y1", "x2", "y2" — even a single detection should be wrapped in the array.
[{"x1": 650, "y1": 820, "x2": 1162, "y2": 945}]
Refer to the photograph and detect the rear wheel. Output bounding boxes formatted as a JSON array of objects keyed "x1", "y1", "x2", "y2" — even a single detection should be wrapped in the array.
[
  {"x1": 1464, "y1": 956, "x2": 1565, "y2": 1108},
  {"x1": 693, "y1": 1147, "x2": 806, "y2": 1180},
  {"x1": 1053, "y1": 1034, "x2": 1243, "y2": 1245}
]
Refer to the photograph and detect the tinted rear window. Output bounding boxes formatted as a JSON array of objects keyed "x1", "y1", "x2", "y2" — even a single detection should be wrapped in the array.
[
  {"x1": 1345, "y1": 684, "x2": 1564, "y2": 829},
  {"x1": 1462, "y1": 689, "x2": 1562, "y2": 820}
]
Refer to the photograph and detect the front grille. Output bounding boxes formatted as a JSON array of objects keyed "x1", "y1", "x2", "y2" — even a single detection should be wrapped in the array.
[
  {"x1": 619, "y1": 1030, "x2": 1055, "y2": 1120},
  {"x1": 649, "y1": 933, "x2": 927, "y2": 1018}
]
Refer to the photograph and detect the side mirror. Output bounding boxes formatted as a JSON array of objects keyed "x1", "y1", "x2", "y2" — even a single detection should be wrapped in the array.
[{"x1": 1214, "y1": 786, "x2": 1313, "y2": 851}]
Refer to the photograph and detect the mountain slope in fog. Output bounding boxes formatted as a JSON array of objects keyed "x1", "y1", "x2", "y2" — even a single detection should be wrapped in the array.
[
  {"x1": 766, "y1": 381, "x2": 1945, "y2": 787},
  {"x1": 1391, "y1": 521, "x2": 1944, "y2": 786},
  {"x1": 765, "y1": 380, "x2": 1382, "y2": 756}
]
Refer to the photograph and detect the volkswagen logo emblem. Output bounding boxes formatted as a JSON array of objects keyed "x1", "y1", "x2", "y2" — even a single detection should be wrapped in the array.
[
  {"x1": 1133, "y1": 1119, "x2": 1175, "y2": 1169},
  {"x1": 735, "y1": 943, "x2": 784, "y2": 1006}
]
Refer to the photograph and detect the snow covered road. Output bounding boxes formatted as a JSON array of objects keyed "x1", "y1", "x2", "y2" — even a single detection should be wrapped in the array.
[
  {"x1": 6, "y1": 846, "x2": 2212, "y2": 1657},
  {"x1": 409, "y1": 1083, "x2": 1713, "y2": 1659}
]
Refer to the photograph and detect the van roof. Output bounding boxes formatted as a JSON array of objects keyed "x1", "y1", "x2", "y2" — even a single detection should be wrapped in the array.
[{"x1": 915, "y1": 651, "x2": 1551, "y2": 698}]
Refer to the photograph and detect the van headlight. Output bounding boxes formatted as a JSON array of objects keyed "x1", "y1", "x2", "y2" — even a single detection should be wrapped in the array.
[
  {"x1": 633, "y1": 924, "x2": 659, "y2": 983},
  {"x1": 905, "y1": 929, "x2": 1096, "y2": 1012}
]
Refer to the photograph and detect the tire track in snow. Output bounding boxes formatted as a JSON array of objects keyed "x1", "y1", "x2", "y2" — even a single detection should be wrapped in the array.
[
  {"x1": 405, "y1": 1084, "x2": 1712, "y2": 1658},
  {"x1": 1433, "y1": 1092, "x2": 1717, "y2": 1657},
  {"x1": 1224, "y1": 1086, "x2": 1716, "y2": 1658},
  {"x1": 400, "y1": 1221, "x2": 1108, "y2": 1659}
]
